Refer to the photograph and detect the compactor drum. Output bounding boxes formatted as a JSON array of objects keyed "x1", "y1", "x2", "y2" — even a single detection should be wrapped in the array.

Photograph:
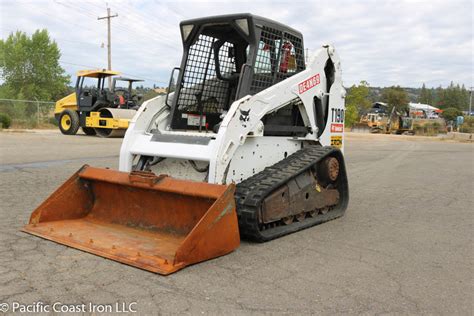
[{"x1": 24, "y1": 13, "x2": 349, "y2": 274}]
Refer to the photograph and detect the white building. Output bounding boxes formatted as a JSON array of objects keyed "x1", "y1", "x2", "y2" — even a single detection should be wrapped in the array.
[{"x1": 408, "y1": 102, "x2": 442, "y2": 118}]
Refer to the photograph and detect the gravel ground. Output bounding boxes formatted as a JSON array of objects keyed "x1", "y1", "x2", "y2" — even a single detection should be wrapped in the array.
[{"x1": 0, "y1": 131, "x2": 472, "y2": 315}]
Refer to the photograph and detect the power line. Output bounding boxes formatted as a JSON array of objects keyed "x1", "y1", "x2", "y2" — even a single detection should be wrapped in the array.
[
  {"x1": 11, "y1": 2, "x2": 177, "y2": 86},
  {"x1": 51, "y1": 1, "x2": 180, "y2": 51},
  {"x1": 60, "y1": 60, "x2": 98, "y2": 69},
  {"x1": 59, "y1": 60, "x2": 168, "y2": 85},
  {"x1": 56, "y1": 37, "x2": 101, "y2": 47},
  {"x1": 58, "y1": 0, "x2": 179, "y2": 47},
  {"x1": 103, "y1": 1, "x2": 177, "y2": 36},
  {"x1": 120, "y1": 73, "x2": 168, "y2": 85},
  {"x1": 54, "y1": 0, "x2": 98, "y2": 19},
  {"x1": 27, "y1": 2, "x2": 101, "y2": 34},
  {"x1": 90, "y1": 1, "x2": 180, "y2": 49},
  {"x1": 118, "y1": 2, "x2": 180, "y2": 43}
]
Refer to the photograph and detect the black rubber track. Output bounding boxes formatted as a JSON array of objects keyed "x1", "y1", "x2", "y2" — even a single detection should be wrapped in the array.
[{"x1": 235, "y1": 145, "x2": 349, "y2": 242}]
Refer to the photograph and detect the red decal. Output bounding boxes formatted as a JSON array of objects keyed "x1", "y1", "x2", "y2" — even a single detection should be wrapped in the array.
[
  {"x1": 298, "y1": 74, "x2": 320, "y2": 94},
  {"x1": 330, "y1": 123, "x2": 344, "y2": 133}
]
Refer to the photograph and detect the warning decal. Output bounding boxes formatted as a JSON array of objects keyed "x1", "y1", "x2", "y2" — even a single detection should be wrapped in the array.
[
  {"x1": 331, "y1": 136, "x2": 343, "y2": 148},
  {"x1": 330, "y1": 123, "x2": 344, "y2": 133},
  {"x1": 187, "y1": 114, "x2": 205, "y2": 126}
]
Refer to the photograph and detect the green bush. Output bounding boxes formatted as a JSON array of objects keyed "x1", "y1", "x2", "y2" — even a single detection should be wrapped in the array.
[
  {"x1": 48, "y1": 117, "x2": 59, "y2": 126},
  {"x1": 459, "y1": 116, "x2": 474, "y2": 133},
  {"x1": 413, "y1": 124, "x2": 424, "y2": 132},
  {"x1": 413, "y1": 121, "x2": 444, "y2": 136},
  {"x1": 0, "y1": 113, "x2": 12, "y2": 129},
  {"x1": 442, "y1": 107, "x2": 462, "y2": 122}
]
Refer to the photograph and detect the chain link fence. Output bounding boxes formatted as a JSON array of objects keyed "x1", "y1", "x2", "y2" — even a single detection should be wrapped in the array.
[{"x1": 0, "y1": 99, "x2": 57, "y2": 128}]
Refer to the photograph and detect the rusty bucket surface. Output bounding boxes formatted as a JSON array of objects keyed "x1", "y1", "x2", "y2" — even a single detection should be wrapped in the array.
[{"x1": 22, "y1": 166, "x2": 240, "y2": 275}]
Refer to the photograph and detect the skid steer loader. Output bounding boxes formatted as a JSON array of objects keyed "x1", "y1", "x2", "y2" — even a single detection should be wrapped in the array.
[{"x1": 23, "y1": 13, "x2": 349, "y2": 275}]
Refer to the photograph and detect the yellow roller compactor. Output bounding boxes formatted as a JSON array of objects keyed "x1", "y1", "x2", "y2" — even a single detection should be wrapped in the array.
[
  {"x1": 55, "y1": 70, "x2": 143, "y2": 137},
  {"x1": 24, "y1": 14, "x2": 349, "y2": 275}
]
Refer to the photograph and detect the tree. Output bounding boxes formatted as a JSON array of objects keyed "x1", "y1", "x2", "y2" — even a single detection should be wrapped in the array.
[
  {"x1": 441, "y1": 107, "x2": 462, "y2": 122},
  {"x1": 346, "y1": 80, "x2": 371, "y2": 112},
  {"x1": 418, "y1": 83, "x2": 433, "y2": 105},
  {"x1": 435, "y1": 82, "x2": 470, "y2": 110},
  {"x1": 434, "y1": 85, "x2": 445, "y2": 108},
  {"x1": 381, "y1": 86, "x2": 409, "y2": 114},
  {"x1": 344, "y1": 81, "x2": 372, "y2": 127},
  {"x1": 344, "y1": 103, "x2": 359, "y2": 128},
  {"x1": 0, "y1": 29, "x2": 70, "y2": 101}
]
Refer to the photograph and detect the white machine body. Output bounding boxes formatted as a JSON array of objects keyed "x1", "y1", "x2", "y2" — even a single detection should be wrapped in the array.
[{"x1": 120, "y1": 45, "x2": 345, "y2": 185}]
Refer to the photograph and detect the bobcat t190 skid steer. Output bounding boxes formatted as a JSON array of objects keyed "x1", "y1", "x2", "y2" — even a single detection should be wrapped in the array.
[{"x1": 23, "y1": 14, "x2": 349, "y2": 275}]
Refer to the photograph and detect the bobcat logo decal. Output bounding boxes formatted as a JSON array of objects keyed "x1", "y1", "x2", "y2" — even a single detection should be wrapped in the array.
[{"x1": 239, "y1": 109, "x2": 250, "y2": 127}]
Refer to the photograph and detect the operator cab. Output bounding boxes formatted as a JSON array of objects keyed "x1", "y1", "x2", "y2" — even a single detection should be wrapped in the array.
[
  {"x1": 112, "y1": 77, "x2": 144, "y2": 109},
  {"x1": 167, "y1": 13, "x2": 306, "y2": 131},
  {"x1": 75, "y1": 69, "x2": 119, "y2": 112}
]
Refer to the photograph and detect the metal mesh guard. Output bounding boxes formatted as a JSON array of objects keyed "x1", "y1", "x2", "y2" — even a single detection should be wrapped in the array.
[
  {"x1": 177, "y1": 34, "x2": 236, "y2": 114},
  {"x1": 251, "y1": 26, "x2": 305, "y2": 94}
]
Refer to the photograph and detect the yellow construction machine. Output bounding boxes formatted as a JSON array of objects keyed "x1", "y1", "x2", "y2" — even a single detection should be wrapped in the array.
[
  {"x1": 352, "y1": 112, "x2": 389, "y2": 133},
  {"x1": 23, "y1": 14, "x2": 349, "y2": 275},
  {"x1": 55, "y1": 69, "x2": 143, "y2": 137}
]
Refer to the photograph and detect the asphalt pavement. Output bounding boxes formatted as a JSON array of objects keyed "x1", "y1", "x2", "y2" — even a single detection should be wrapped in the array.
[{"x1": 0, "y1": 130, "x2": 472, "y2": 314}]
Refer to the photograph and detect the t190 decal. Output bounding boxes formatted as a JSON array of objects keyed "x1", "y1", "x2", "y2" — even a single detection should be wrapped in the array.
[{"x1": 331, "y1": 108, "x2": 344, "y2": 123}]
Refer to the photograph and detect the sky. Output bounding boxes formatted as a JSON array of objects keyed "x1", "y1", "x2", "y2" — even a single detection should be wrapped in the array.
[{"x1": 0, "y1": 0, "x2": 473, "y2": 89}]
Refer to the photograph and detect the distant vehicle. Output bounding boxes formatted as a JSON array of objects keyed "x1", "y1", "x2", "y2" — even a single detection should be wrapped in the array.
[
  {"x1": 385, "y1": 107, "x2": 446, "y2": 135},
  {"x1": 352, "y1": 102, "x2": 389, "y2": 133},
  {"x1": 54, "y1": 69, "x2": 144, "y2": 137},
  {"x1": 365, "y1": 112, "x2": 388, "y2": 133}
]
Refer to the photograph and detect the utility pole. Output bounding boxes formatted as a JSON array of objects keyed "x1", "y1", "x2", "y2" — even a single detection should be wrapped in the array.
[
  {"x1": 469, "y1": 86, "x2": 473, "y2": 116},
  {"x1": 98, "y1": 6, "x2": 118, "y2": 88}
]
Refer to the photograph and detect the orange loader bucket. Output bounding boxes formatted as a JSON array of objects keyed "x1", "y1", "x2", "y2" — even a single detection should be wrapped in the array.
[{"x1": 22, "y1": 165, "x2": 240, "y2": 275}]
